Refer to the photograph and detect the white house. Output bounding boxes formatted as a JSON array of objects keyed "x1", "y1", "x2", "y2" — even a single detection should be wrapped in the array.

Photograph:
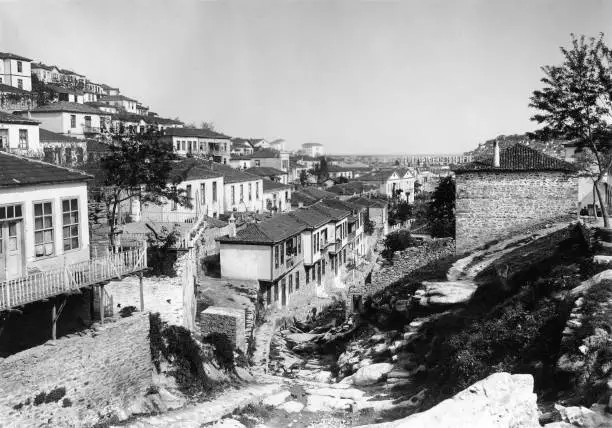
[
  {"x1": 0, "y1": 52, "x2": 32, "y2": 92},
  {"x1": 17, "y1": 102, "x2": 111, "y2": 140},
  {"x1": 269, "y1": 139, "x2": 286, "y2": 151},
  {"x1": 229, "y1": 154, "x2": 253, "y2": 170},
  {"x1": 250, "y1": 149, "x2": 290, "y2": 172},
  {"x1": 359, "y1": 168, "x2": 415, "y2": 203},
  {"x1": 231, "y1": 138, "x2": 254, "y2": 156},
  {"x1": 99, "y1": 94, "x2": 139, "y2": 114},
  {"x1": 262, "y1": 180, "x2": 292, "y2": 213},
  {"x1": 101, "y1": 84, "x2": 120, "y2": 96},
  {"x1": 0, "y1": 111, "x2": 41, "y2": 157},
  {"x1": 220, "y1": 167, "x2": 264, "y2": 213},
  {"x1": 302, "y1": 142, "x2": 325, "y2": 157},
  {"x1": 161, "y1": 128, "x2": 233, "y2": 164},
  {"x1": 0, "y1": 152, "x2": 91, "y2": 281}
]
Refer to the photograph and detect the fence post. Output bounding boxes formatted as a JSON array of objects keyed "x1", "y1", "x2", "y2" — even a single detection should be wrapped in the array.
[{"x1": 139, "y1": 272, "x2": 144, "y2": 312}]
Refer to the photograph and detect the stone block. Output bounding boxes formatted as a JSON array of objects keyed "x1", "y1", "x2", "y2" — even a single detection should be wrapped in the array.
[{"x1": 200, "y1": 306, "x2": 246, "y2": 352}]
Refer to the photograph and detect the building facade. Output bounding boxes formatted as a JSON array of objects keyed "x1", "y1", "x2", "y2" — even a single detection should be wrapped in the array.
[{"x1": 0, "y1": 52, "x2": 32, "y2": 92}]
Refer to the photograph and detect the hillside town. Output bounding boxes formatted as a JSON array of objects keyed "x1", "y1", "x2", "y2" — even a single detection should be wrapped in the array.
[{"x1": 1, "y1": 4, "x2": 612, "y2": 428}]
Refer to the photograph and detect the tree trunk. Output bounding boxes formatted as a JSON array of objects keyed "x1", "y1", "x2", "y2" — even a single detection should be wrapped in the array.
[
  {"x1": 593, "y1": 178, "x2": 610, "y2": 228},
  {"x1": 108, "y1": 199, "x2": 118, "y2": 250}
]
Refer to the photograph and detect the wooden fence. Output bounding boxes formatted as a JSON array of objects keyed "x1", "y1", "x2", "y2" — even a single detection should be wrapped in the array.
[{"x1": 0, "y1": 245, "x2": 148, "y2": 311}]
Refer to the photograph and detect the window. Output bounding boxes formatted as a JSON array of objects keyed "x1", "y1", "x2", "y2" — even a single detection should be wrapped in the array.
[
  {"x1": 17, "y1": 79, "x2": 23, "y2": 89},
  {"x1": 0, "y1": 204, "x2": 22, "y2": 221},
  {"x1": 295, "y1": 272, "x2": 300, "y2": 290},
  {"x1": 289, "y1": 274, "x2": 293, "y2": 294},
  {"x1": 248, "y1": 183, "x2": 252, "y2": 201},
  {"x1": 306, "y1": 268, "x2": 310, "y2": 283},
  {"x1": 34, "y1": 202, "x2": 54, "y2": 257},
  {"x1": 286, "y1": 239, "x2": 293, "y2": 257},
  {"x1": 186, "y1": 184, "x2": 192, "y2": 202},
  {"x1": 256, "y1": 182, "x2": 259, "y2": 199},
  {"x1": 280, "y1": 242, "x2": 285, "y2": 265},
  {"x1": 274, "y1": 245, "x2": 279, "y2": 269},
  {"x1": 18, "y1": 129, "x2": 28, "y2": 150},
  {"x1": 0, "y1": 77, "x2": 2, "y2": 84},
  {"x1": 297, "y1": 236, "x2": 301, "y2": 254},
  {"x1": 321, "y1": 229, "x2": 327, "y2": 245},
  {"x1": 285, "y1": 191, "x2": 289, "y2": 202},
  {"x1": 255, "y1": 160, "x2": 260, "y2": 167},
  {"x1": 231, "y1": 185, "x2": 235, "y2": 204},
  {"x1": 322, "y1": 259, "x2": 326, "y2": 275},
  {"x1": 240, "y1": 184, "x2": 244, "y2": 201},
  {"x1": 176, "y1": 141, "x2": 181, "y2": 151},
  {"x1": 200, "y1": 183, "x2": 206, "y2": 205},
  {"x1": 62, "y1": 198, "x2": 80, "y2": 251},
  {"x1": 212, "y1": 181, "x2": 217, "y2": 202},
  {"x1": 181, "y1": 141, "x2": 186, "y2": 151},
  {"x1": 70, "y1": 114, "x2": 76, "y2": 128}
]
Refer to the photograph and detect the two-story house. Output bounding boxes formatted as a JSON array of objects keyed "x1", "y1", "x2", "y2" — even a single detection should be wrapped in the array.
[
  {"x1": 229, "y1": 154, "x2": 253, "y2": 170},
  {"x1": 230, "y1": 138, "x2": 254, "y2": 156},
  {"x1": 0, "y1": 52, "x2": 32, "y2": 92},
  {"x1": 17, "y1": 102, "x2": 111, "y2": 140},
  {"x1": 31, "y1": 62, "x2": 55, "y2": 84},
  {"x1": 359, "y1": 168, "x2": 415, "y2": 203},
  {"x1": 161, "y1": 128, "x2": 232, "y2": 164},
  {"x1": 220, "y1": 166, "x2": 264, "y2": 213},
  {"x1": 327, "y1": 165, "x2": 354, "y2": 180},
  {"x1": 0, "y1": 111, "x2": 41, "y2": 157},
  {"x1": 251, "y1": 149, "x2": 290, "y2": 172},
  {"x1": 321, "y1": 198, "x2": 366, "y2": 257},
  {"x1": 99, "y1": 94, "x2": 139, "y2": 114},
  {"x1": 262, "y1": 180, "x2": 292, "y2": 213},
  {"x1": 301, "y1": 142, "x2": 325, "y2": 157},
  {"x1": 308, "y1": 203, "x2": 351, "y2": 278},
  {"x1": 100, "y1": 84, "x2": 120, "y2": 96},
  {"x1": 348, "y1": 196, "x2": 389, "y2": 235}
]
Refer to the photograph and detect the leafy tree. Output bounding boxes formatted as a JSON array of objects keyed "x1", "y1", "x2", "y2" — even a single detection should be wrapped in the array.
[
  {"x1": 429, "y1": 176, "x2": 455, "y2": 238},
  {"x1": 318, "y1": 156, "x2": 329, "y2": 180},
  {"x1": 529, "y1": 33, "x2": 612, "y2": 227},
  {"x1": 382, "y1": 230, "x2": 418, "y2": 260},
  {"x1": 364, "y1": 219, "x2": 376, "y2": 236},
  {"x1": 99, "y1": 135, "x2": 189, "y2": 248},
  {"x1": 336, "y1": 176, "x2": 349, "y2": 184},
  {"x1": 299, "y1": 170, "x2": 309, "y2": 186}
]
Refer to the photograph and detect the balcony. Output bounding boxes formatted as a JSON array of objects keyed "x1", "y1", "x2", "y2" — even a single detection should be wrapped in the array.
[
  {"x1": 0, "y1": 245, "x2": 147, "y2": 311},
  {"x1": 83, "y1": 125, "x2": 101, "y2": 134}
]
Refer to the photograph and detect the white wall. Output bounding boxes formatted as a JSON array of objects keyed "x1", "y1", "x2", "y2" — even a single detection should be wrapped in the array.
[
  {"x1": 220, "y1": 243, "x2": 271, "y2": 280},
  {"x1": 0, "y1": 181, "x2": 90, "y2": 277},
  {"x1": 1, "y1": 58, "x2": 32, "y2": 91},
  {"x1": 223, "y1": 179, "x2": 263, "y2": 213},
  {"x1": 0, "y1": 123, "x2": 41, "y2": 153}
]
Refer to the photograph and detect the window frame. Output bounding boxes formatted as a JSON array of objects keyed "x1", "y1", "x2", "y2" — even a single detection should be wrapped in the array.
[
  {"x1": 18, "y1": 129, "x2": 28, "y2": 150},
  {"x1": 61, "y1": 197, "x2": 81, "y2": 252},
  {"x1": 33, "y1": 200, "x2": 55, "y2": 258}
]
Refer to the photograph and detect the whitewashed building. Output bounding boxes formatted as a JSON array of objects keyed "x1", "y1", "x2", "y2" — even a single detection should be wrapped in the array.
[
  {"x1": 0, "y1": 52, "x2": 32, "y2": 92},
  {"x1": 0, "y1": 111, "x2": 41, "y2": 157}
]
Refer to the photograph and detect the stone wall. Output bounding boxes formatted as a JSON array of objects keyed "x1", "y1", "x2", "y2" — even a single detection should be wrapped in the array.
[
  {"x1": 455, "y1": 171, "x2": 578, "y2": 254},
  {"x1": 349, "y1": 239, "x2": 455, "y2": 299},
  {"x1": 200, "y1": 306, "x2": 246, "y2": 352},
  {"x1": 0, "y1": 314, "x2": 152, "y2": 428}
]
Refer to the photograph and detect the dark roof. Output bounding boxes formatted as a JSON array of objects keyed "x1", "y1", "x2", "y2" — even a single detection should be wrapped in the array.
[
  {"x1": 59, "y1": 69, "x2": 85, "y2": 77},
  {"x1": 348, "y1": 196, "x2": 388, "y2": 209},
  {"x1": 231, "y1": 138, "x2": 253, "y2": 148},
  {"x1": 321, "y1": 198, "x2": 365, "y2": 213},
  {"x1": 219, "y1": 214, "x2": 307, "y2": 245},
  {"x1": 32, "y1": 62, "x2": 54, "y2": 71},
  {"x1": 245, "y1": 167, "x2": 287, "y2": 177},
  {"x1": 0, "y1": 83, "x2": 30, "y2": 95},
  {"x1": 291, "y1": 191, "x2": 319, "y2": 207},
  {"x1": 155, "y1": 117, "x2": 184, "y2": 125},
  {"x1": 309, "y1": 202, "x2": 350, "y2": 221},
  {"x1": 212, "y1": 164, "x2": 261, "y2": 184},
  {"x1": 327, "y1": 181, "x2": 377, "y2": 195},
  {"x1": 262, "y1": 180, "x2": 292, "y2": 192},
  {"x1": 39, "y1": 128, "x2": 82, "y2": 143},
  {"x1": 163, "y1": 127, "x2": 231, "y2": 139},
  {"x1": 0, "y1": 111, "x2": 39, "y2": 125},
  {"x1": 455, "y1": 143, "x2": 578, "y2": 174},
  {"x1": 0, "y1": 152, "x2": 90, "y2": 188},
  {"x1": 300, "y1": 187, "x2": 337, "y2": 200},
  {"x1": 0, "y1": 52, "x2": 31, "y2": 62},
  {"x1": 288, "y1": 207, "x2": 331, "y2": 229},
  {"x1": 251, "y1": 149, "x2": 280, "y2": 159},
  {"x1": 231, "y1": 153, "x2": 253, "y2": 160},
  {"x1": 169, "y1": 158, "x2": 224, "y2": 182},
  {"x1": 100, "y1": 94, "x2": 137, "y2": 102},
  {"x1": 25, "y1": 102, "x2": 107, "y2": 115},
  {"x1": 327, "y1": 165, "x2": 352, "y2": 172},
  {"x1": 100, "y1": 83, "x2": 119, "y2": 90}
]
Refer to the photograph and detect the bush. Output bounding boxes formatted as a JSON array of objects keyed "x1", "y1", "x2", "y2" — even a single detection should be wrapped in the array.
[
  {"x1": 146, "y1": 226, "x2": 180, "y2": 276},
  {"x1": 119, "y1": 305, "x2": 137, "y2": 318},
  {"x1": 364, "y1": 219, "x2": 375, "y2": 236},
  {"x1": 62, "y1": 398, "x2": 72, "y2": 408},
  {"x1": 202, "y1": 333, "x2": 235, "y2": 372},
  {"x1": 382, "y1": 230, "x2": 419, "y2": 260},
  {"x1": 44, "y1": 387, "x2": 66, "y2": 403}
]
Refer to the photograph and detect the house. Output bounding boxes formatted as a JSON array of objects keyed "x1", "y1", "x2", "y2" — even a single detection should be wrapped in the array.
[
  {"x1": 320, "y1": 198, "x2": 367, "y2": 257},
  {"x1": 269, "y1": 139, "x2": 285, "y2": 151},
  {"x1": 251, "y1": 138, "x2": 269, "y2": 149},
  {"x1": 454, "y1": 142, "x2": 579, "y2": 253},
  {"x1": 358, "y1": 168, "x2": 415, "y2": 203},
  {"x1": 230, "y1": 138, "x2": 254, "y2": 156},
  {"x1": 229, "y1": 154, "x2": 253, "y2": 170},
  {"x1": 301, "y1": 142, "x2": 324, "y2": 157},
  {"x1": 327, "y1": 165, "x2": 354, "y2": 180},
  {"x1": 244, "y1": 166, "x2": 289, "y2": 184},
  {"x1": 39, "y1": 128, "x2": 88, "y2": 167},
  {"x1": 99, "y1": 94, "x2": 139, "y2": 114},
  {"x1": 347, "y1": 196, "x2": 389, "y2": 234},
  {"x1": 327, "y1": 181, "x2": 378, "y2": 200},
  {"x1": 17, "y1": 102, "x2": 111, "y2": 140},
  {"x1": 84, "y1": 81, "x2": 105, "y2": 102},
  {"x1": 288, "y1": 161, "x2": 312, "y2": 184},
  {"x1": 101, "y1": 84, "x2": 120, "y2": 96},
  {"x1": 47, "y1": 85, "x2": 85, "y2": 104},
  {"x1": 160, "y1": 128, "x2": 232, "y2": 164},
  {"x1": 0, "y1": 84, "x2": 35, "y2": 112},
  {"x1": 58, "y1": 69, "x2": 86, "y2": 86},
  {"x1": 31, "y1": 62, "x2": 55, "y2": 84},
  {"x1": 0, "y1": 52, "x2": 32, "y2": 91},
  {"x1": 85, "y1": 101, "x2": 118, "y2": 115},
  {"x1": 295, "y1": 155, "x2": 320, "y2": 170},
  {"x1": 262, "y1": 180, "x2": 292, "y2": 213},
  {"x1": 0, "y1": 111, "x2": 41, "y2": 157},
  {"x1": 250, "y1": 149, "x2": 290, "y2": 172},
  {"x1": 216, "y1": 165, "x2": 264, "y2": 213},
  {"x1": 0, "y1": 152, "x2": 91, "y2": 281},
  {"x1": 134, "y1": 158, "x2": 225, "y2": 222}
]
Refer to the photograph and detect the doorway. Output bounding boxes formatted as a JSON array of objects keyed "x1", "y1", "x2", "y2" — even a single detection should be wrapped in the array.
[{"x1": 0, "y1": 220, "x2": 24, "y2": 281}]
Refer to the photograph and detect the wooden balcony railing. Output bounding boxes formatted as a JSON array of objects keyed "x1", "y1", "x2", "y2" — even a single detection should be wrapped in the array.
[
  {"x1": 0, "y1": 245, "x2": 147, "y2": 311},
  {"x1": 140, "y1": 211, "x2": 200, "y2": 224}
]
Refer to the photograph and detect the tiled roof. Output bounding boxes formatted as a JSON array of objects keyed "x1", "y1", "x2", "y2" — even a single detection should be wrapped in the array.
[
  {"x1": 0, "y1": 152, "x2": 90, "y2": 188},
  {"x1": 245, "y1": 167, "x2": 287, "y2": 177},
  {"x1": 155, "y1": 117, "x2": 184, "y2": 125},
  {"x1": 348, "y1": 196, "x2": 388, "y2": 209},
  {"x1": 59, "y1": 69, "x2": 85, "y2": 77},
  {"x1": 231, "y1": 154, "x2": 253, "y2": 160},
  {"x1": 32, "y1": 62, "x2": 54, "y2": 71},
  {"x1": 300, "y1": 187, "x2": 337, "y2": 200},
  {"x1": 169, "y1": 158, "x2": 224, "y2": 182},
  {"x1": 0, "y1": 83, "x2": 30, "y2": 95},
  {"x1": 251, "y1": 149, "x2": 280, "y2": 159},
  {"x1": 309, "y1": 202, "x2": 350, "y2": 221},
  {"x1": 100, "y1": 94, "x2": 138, "y2": 103},
  {"x1": 100, "y1": 83, "x2": 119, "y2": 90},
  {"x1": 25, "y1": 102, "x2": 107, "y2": 115},
  {"x1": 231, "y1": 138, "x2": 253, "y2": 148},
  {"x1": 288, "y1": 207, "x2": 331, "y2": 228},
  {"x1": 262, "y1": 180, "x2": 292, "y2": 192},
  {"x1": 455, "y1": 143, "x2": 578, "y2": 174},
  {"x1": 321, "y1": 198, "x2": 365, "y2": 213},
  {"x1": 212, "y1": 164, "x2": 261, "y2": 184},
  {"x1": 39, "y1": 128, "x2": 82, "y2": 143},
  {"x1": 218, "y1": 214, "x2": 307, "y2": 244},
  {"x1": 47, "y1": 84, "x2": 84, "y2": 95},
  {"x1": 163, "y1": 127, "x2": 231, "y2": 139},
  {"x1": 0, "y1": 111, "x2": 39, "y2": 125},
  {"x1": 291, "y1": 191, "x2": 319, "y2": 207},
  {"x1": 0, "y1": 52, "x2": 32, "y2": 62},
  {"x1": 327, "y1": 181, "x2": 377, "y2": 195}
]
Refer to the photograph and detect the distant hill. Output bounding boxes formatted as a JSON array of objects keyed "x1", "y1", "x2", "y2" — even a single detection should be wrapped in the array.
[{"x1": 466, "y1": 134, "x2": 566, "y2": 161}]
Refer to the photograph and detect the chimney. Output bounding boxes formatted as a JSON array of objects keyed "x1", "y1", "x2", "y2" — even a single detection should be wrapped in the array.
[
  {"x1": 493, "y1": 141, "x2": 500, "y2": 168},
  {"x1": 228, "y1": 213, "x2": 236, "y2": 237}
]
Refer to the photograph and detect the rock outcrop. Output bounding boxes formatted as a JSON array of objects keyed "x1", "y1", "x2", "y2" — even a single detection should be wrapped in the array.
[{"x1": 357, "y1": 372, "x2": 539, "y2": 428}]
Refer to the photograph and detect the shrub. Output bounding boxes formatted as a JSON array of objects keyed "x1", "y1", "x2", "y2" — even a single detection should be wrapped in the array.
[
  {"x1": 62, "y1": 398, "x2": 72, "y2": 408},
  {"x1": 33, "y1": 392, "x2": 46, "y2": 406},
  {"x1": 364, "y1": 219, "x2": 375, "y2": 236},
  {"x1": 146, "y1": 226, "x2": 180, "y2": 276},
  {"x1": 382, "y1": 230, "x2": 419, "y2": 260},
  {"x1": 44, "y1": 387, "x2": 66, "y2": 404},
  {"x1": 119, "y1": 305, "x2": 137, "y2": 318},
  {"x1": 202, "y1": 333, "x2": 235, "y2": 372}
]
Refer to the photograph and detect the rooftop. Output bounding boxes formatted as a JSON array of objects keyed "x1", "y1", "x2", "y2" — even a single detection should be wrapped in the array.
[
  {"x1": 0, "y1": 52, "x2": 32, "y2": 62},
  {"x1": 0, "y1": 111, "x2": 39, "y2": 125},
  {"x1": 169, "y1": 158, "x2": 224, "y2": 182},
  {"x1": 251, "y1": 149, "x2": 281, "y2": 159},
  {"x1": 244, "y1": 166, "x2": 287, "y2": 177},
  {"x1": 288, "y1": 207, "x2": 331, "y2": 228},
  {"x1": 218, "y1": 214, "x2": 307, "y2": 245},
  {"x1": 262, "y1": 180, "x2": 292, "y2": 192},
  {"x1": 210, "y1": 164, "x2": 261, "y2": 184},
  {"x1": 23, "y1": 102, "x2": 108, "y2": 115},
  {"x1": 39, "y1": 128, "x2": 82, "y2": 143},
  {"x1": 309, "y1": 202, "x2": 350, "y2": 221},
  {"x1": 163, "y1": 127, "x2": 231, "y2": 139},
  {"x1": 0, "y1": 152, "x2": 91, "y2": 188},
  {"x1": 347, "y1": 196, "x2": 388, "y2": 209},
  {"x1": 100, "y1": 94, "x2": 138, "y2": 103},
  {"x1": 0, "y1": 83, "x2": 31, "y2": 95},
  {"x1": 327, "y1": 181, "x2": 377, "y2": 196},
  {"x1": 454, "y1": 143, "x2": 578, "y2": 174}
]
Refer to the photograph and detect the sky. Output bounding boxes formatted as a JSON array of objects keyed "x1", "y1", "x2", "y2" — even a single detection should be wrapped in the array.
[{"x1": 1, "y1": 0, "x2": 611, "y2": 155}]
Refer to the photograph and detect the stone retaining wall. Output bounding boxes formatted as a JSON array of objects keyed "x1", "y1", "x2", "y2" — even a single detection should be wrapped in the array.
[
  {"x1": 0, "y1": 314, "x2": 152, "y2": 428},
  {"x1": 200, "y1": 306, "x2": 246, "y2": 352},
  {"x1": 349, "y1": 238, "x2": 455, "y2": 299}
]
